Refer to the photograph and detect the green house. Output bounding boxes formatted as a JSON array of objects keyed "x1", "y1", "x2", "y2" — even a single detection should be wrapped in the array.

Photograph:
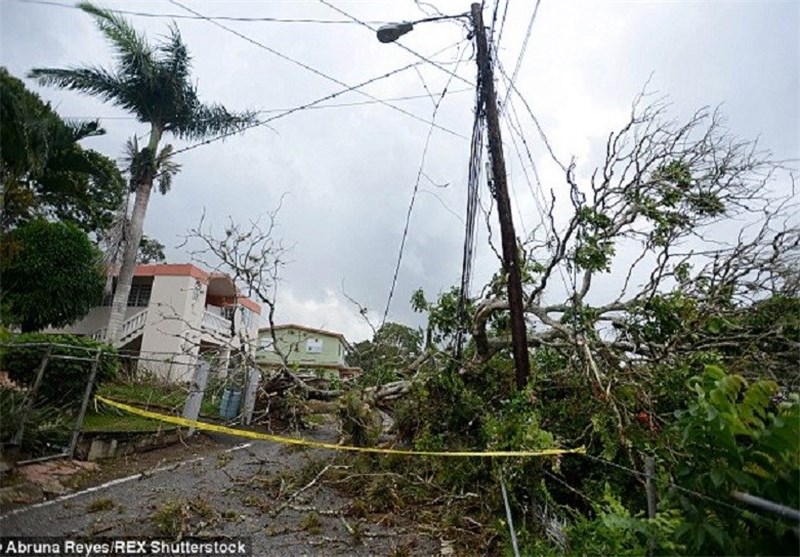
[{"x1": 255, "y1": 324, "x2": 360, "y2": 378}]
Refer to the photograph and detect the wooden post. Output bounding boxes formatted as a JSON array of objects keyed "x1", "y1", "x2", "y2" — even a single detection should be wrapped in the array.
[
  {"x1": 471, "y1": 2, "x2": 531, "y2": 389},
  {"x1": 11, "y1": 346, "x2": 53, "y2": 448},
  {"x1": 68, "y1": 348, "x2": 103, "y2": 459},
  {"x1": 645, "y1": 456, "x2": 657, "y2": 519}
]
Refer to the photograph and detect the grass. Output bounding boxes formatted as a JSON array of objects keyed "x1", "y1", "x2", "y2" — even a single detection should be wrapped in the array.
[
  {"x1": 152, "y1": 499, "x2": 188, "y2": 538},
  {"x1": 81, "y1": 411, "x2": 170, "y2": 433},
  {"x1": 85, "y1": 379, "x2": 222, "y2": 433},
  {"x1": 98, "y1": 382, "x2": 217, "y2": 416}
]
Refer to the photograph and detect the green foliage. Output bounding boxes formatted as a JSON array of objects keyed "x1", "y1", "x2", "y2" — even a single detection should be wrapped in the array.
[
  {"x1": 0, "y1": 388, "x2": 72, "y2": 455},
  {"x1": 574, "y1": 206, "x2": 616, "y2": 272},
  {"x1": 559, "y1": 486, "x2": 685, "y2": 556},
  {"x1": 412, "y1": 286, "x2": 469, "y2": 347},
  {"x1": 29, "y1": 5, "x2": 256, "y2": 141},
  {"x1": 2, "y1": 333, "x2": 118, "y2": 404},
  {"x1": 1, "y1": 219, "x2": 105, "y2": 332},
  {"x1": 137, "y1": 235, "x2": 166, "y2": 264},
  {"x1": 348, "y1": 322, "x2": 422, "y2": 386},
  {"x1": 338, "y1": 391, "x2": 381, "y2": 447},
  {"x1": 664, "y1": 364, "x2": 800, "y2": 555},
  {"x1": 0, "y1": 68, "x2": 124, "y2": 233}
]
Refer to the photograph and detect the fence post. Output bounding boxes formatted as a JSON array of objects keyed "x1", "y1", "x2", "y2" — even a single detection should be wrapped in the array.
[
  {"x1": 242, "y1": 367, "x2": 261, "y2": 426},
  {"x1": 645, "y1": 456, "x2": 657, "y2": 518},
  {"x1": 182, "y1": 360, "x2": 210, "y2": 436},
  {"x1": 11, "y1": 346, "x2": 53, "y2": 448},
  {"x1": 645, "y1": 455, "x2": 658, "y2": 556},
  {"x1": 68, "y1": 348, "x2": 103, "y2": 459}
]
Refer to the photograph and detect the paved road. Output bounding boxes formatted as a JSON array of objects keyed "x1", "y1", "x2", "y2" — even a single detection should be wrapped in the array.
[{"x1": 0, "y1": 427, "x2": 436, "y2": 556}]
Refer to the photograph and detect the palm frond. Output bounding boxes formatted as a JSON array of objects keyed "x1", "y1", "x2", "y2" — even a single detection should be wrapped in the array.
[
  {"x1": 28, "y1": 66, "x2": 128, "y2": 107},
  {"x1": 157, "y1": 23, "x2": 192, "y2": 86},
  {"x1": 64, "y1": 119, "x2": 104, "y2": 142},
  {"x1": 100, "y1": 196, "x2": 131, "y2": 294},
  {"x1": 168, "y1": 100, "x2": 257, "y2": 140},
  {"x1": 154, "y1": 144, "x2": 181, "y2": 195},
  {"x1": 77, "y1": 2, "x2": 156, "y2": 83}
]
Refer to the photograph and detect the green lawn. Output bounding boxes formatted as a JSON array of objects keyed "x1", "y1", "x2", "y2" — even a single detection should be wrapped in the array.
[
  {"x1": 97, "y1": 381, "x2": 218, "y2": 416},
  {"x1": 81, "y1": 410, "x2": 172, "y2": 432},
  {"x1": 86, "y1": 381, "x2": 220, "y2": 433}
]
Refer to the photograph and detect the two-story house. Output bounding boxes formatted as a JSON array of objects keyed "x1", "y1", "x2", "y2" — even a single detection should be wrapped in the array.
[
  {"x1": 255, "y1": 324, "x2": 361, "y2": 379},
  {"x1": 53, "y1": 263, "x2": 261, "y2": 382}
]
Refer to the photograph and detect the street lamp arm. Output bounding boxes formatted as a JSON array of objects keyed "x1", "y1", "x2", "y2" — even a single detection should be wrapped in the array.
[{"x1": 376, "y1": 12, "x2": 470, "y2": 43}]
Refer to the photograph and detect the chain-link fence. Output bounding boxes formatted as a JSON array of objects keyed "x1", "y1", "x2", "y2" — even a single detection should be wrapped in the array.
[{"x1": 1, "y1": 340, "x2": 261, "y2": 469}]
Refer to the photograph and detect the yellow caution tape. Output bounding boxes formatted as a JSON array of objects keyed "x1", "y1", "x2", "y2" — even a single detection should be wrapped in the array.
[{"x1": 95, "y1": 395, "x2": 585, "y2": 459}]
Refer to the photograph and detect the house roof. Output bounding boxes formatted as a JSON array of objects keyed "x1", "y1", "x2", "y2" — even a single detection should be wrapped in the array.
[{"x1": 258, "y1": 323, "x2": 347, "y2": 344}]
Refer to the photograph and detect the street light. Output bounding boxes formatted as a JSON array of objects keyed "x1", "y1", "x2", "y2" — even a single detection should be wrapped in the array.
[
  {"x1": 375, "y1": 13, "x2": 469, "y2": 44},
  {"x1": 377, "y1": 22, "x2": 415, "y2": 43}
]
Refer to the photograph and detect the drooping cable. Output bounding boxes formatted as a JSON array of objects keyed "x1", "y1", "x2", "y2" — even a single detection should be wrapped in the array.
[
  {"x1": 381, "y1": 45, "x2": 468, "y2": 326},
  {"x1": 169, "y1": 0, "x2": 467, "y2": 140},
  {"x1": 453, "y1": 57, "x2": 486, "y2": 360},
  {"x1": 501, "y1": 0, "x2": 541, "y2": 111}
]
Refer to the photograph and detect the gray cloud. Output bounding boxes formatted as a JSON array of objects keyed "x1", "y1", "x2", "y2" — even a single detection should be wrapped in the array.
[{"x1": 2, "y1": 0, "x2": 797, "y2": 342}]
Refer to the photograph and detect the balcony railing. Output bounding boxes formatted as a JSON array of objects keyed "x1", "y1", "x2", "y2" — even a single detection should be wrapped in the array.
[{"x1": 202, "y1": 310, "x2": 232, "y2": 336}]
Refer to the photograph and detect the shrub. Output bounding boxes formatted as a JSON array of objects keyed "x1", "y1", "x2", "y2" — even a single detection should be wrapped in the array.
[
  {"x1": 0, "y1": 388, "x2": 72, "y2": 455},
  {"x1": 0, "y1": 219, "x2": 105, "y2": 332},
  {"x1": 1, "y1": 333, "x2": 118, "y2": 405}
]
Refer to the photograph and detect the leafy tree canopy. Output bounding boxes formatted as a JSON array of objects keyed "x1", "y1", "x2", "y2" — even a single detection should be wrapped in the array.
[
  {"x1": 0, "y1": 67, "x2": 125, "y2": 233},
  {"x1": 1, "y1": 219, "x2": 105, "y2": 332},
  {"x1": 137, "y1": 235, "x2": 166, "y2": 264}
]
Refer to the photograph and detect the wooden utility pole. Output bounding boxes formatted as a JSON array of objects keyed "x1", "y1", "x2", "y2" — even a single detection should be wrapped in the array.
[{"x1": 471, "y1": 3, "x2": 531, "y2": 389}]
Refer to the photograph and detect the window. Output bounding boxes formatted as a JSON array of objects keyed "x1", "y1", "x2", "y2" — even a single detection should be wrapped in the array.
[
  {"x1": 305, "y1": 338, "x2": 323, "y2": 353},
  {"x1": 103, "y1": 283, "x2": 151, "y2": 307},
  {"x1": 128, "y1": 283, "x2": 152, "y2": 307}
]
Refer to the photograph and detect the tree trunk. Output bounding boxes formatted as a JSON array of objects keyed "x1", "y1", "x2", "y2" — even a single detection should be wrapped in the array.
[{"x1": 104, "y1": 126, "x2": 161, "y2": 345}]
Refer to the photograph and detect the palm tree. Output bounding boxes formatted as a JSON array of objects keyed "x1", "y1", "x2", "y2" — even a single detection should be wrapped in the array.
[{"x1": 30, "y1": 3, "x2": 255, "y2": 344}]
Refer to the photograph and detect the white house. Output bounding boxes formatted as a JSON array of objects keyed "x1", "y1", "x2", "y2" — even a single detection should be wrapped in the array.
[{"x1": 54, "y1": 263, "x2": 261, "y2": 382}]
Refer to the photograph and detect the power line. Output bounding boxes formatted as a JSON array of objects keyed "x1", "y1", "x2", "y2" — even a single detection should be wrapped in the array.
[
  {"x1": 454, "y1": 84, "x2": 485, "y2": 359},
  {"x1": 63, "y1": 88, "x2": 474, "y2": 122},
  {"x1": 169, "y1": 46, "x2": 464, "y2": 158},
  {"x1": 493, "y1": 0, "x2": 512, "y2": 54},
  {"x1": 501, "y1": 0, "x2": 541, "y2": 112},
  {"x1": 316, "y1": 0, "x2": 475, "y2": 89},
  {"x1": 499, "y1": 66, "x2": 567, "y2": 173},
  {"x1": 169, "y1": 0, "x2": 466, "y2": 140},
  {"x1": 382, "y1": 45, "x2": 468, "y2": 326},
  {"x1": 12, "y1": 0, "x2": 385, "y2": 24}
]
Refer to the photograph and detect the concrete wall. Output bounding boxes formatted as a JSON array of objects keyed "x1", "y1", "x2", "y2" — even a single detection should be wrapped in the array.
[{"x1": 139, "y1": 274, "x2": 199, "y2": 382}]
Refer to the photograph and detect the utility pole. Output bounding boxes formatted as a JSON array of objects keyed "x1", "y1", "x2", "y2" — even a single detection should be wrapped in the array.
[{"x1": 471, "y1": 3, "x2": 531, "y2": 389}]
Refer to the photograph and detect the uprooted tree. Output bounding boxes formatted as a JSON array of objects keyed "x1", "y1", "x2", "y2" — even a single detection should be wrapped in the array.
[
  {"x1": 313, "y1": 96, "x2": 796, "y2": 555},
  {"x1": 174, "y1": 97, "x2": 797, "y2": 554}
]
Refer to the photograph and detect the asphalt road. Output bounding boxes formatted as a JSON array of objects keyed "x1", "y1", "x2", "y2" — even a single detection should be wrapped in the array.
[{"x1": 0, "y1": 426, "x2": 437, "y2": 556}]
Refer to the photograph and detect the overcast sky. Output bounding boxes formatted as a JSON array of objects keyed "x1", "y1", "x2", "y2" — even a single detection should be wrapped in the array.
[{"x1": 2, "y1": 0, "x2": 798, "y2": 342}]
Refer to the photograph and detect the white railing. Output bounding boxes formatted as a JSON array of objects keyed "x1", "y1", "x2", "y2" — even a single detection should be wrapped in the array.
[
  {"x1": 91, "y1": 309, "x2": 148, "y2": 346},
  {"x1": 202, "y1": 310, "x2": 232, "y2": 336}
]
